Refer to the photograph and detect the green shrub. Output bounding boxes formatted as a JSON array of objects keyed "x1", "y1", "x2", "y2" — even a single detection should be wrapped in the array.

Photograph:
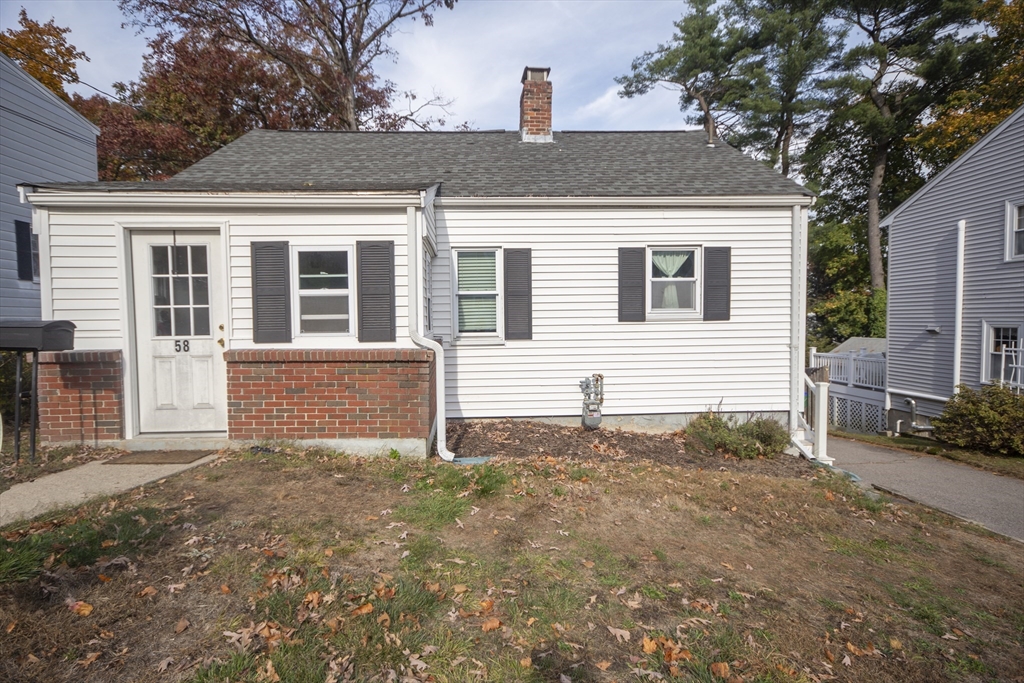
[
  {"x1": 933, "y1": 384, "x2": 1024, "y2": 457},
  {"x1": 686, "y1": 411, "x2": 790, "y2": 459}
]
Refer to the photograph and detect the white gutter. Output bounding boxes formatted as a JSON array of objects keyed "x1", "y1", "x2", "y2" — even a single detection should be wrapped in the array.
[
  {"x1": 436, "y1": 195, "x2": 814, "y2": 208},
  {"x1": 24, "y1": 189, "x2": 424, "y2": 209},
  {"x1": 952, "y1": 219, "x2": 966, "y2": 393},
  {"x1": 407, "y1": 196, "x2": 456, "y2": 461}
]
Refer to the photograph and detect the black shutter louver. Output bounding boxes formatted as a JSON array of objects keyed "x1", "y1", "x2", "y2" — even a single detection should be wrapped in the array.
[
  {"x1": 703, "y1": 246, "x2": 731, "y2": 321},
  {"x1": 504, "y1": 248, "x2": 532, "y2": 340},
  {"x1": 251, "y1": 241, "x2": 291, "y2": 343},
  {"x1": 357, "y1": 241, "x2": 396, "y2": 342},
  {"x1": 15, "y1": 220, "x2": 33, "y2": 281},
  {"x1": 618, "y1": 247, "x2": 646, "y2": 322}
]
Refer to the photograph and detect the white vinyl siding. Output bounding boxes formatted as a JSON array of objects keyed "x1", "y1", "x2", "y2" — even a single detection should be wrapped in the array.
[
  {"x1": 431, "y1": 206, "x2": 795, "y2": 418},
  {"x1": 1, "y1": 54, "x2": 98, "y2": 318},
  {"x1": 41, "y1": 206, "x2": 414, "y2": 352}
]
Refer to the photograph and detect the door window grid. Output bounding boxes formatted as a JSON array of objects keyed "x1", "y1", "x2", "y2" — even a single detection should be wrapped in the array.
[{"x1": 152, "y1": 245, "x2": 210, "y2": 337}]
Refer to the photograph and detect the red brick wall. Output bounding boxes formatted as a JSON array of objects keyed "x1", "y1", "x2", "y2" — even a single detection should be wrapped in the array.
[
  {"x1": 225, "y1": 349, "x2": 435, "y2": 442},
  {"x1": 37, "y1": 351, "x2": 124, "y2": 443},
  {"x1": 520, "y1": 78, "x2": 552, "y2": 137}
]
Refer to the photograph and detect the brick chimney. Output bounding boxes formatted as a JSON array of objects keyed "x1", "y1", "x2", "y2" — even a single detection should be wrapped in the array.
[{"x1": 519, "y1": 66, "x2": 552, "y2": 143}]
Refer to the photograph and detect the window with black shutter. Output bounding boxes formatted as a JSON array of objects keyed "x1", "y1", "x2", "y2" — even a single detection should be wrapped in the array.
[
  {"x1": 357, "y1": 241, "x2": 396, "y2": 342},
  {"x1": 251, "y1": 241, "x2": 291, "y2": 343},
  {"x1": 15, "y1": 220, "x2": 38, "y2": 282},
  {"x1": 504, "y1": 248, "x2": 532, "y2": 340}
]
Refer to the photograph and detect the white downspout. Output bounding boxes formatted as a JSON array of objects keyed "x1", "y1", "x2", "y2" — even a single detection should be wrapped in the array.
[
  {"x1": 952, "y1": 219, "x2": 966, "y2": 394},
  {"x1": 407, "y1": 202, "x2": 456, "y2": 461},
  {"x1": 789, "y1": 204, "x2": 805, "y2": 433}
]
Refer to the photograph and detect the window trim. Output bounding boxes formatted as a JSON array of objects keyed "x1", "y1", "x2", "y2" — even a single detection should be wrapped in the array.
[
  {"x1": 646, "y1": 245, "x2": 702, "y2": 319},
  {"x1": 452, "y1": 247, "x2": 503, "y2": 341},
  {"x1": 1005, "y1": 201, "x2": 1024, "y2": 262},
  {"x1": 290, "y1": 245, "x2": 354, "y2": 338},
  {"x1": 980, "y1": 320, "x2": 1023, "y2": 385}
]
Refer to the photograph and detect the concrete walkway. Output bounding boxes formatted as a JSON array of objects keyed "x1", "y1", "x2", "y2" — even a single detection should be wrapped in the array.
[
  {"x1": 0, "y1": 454, "x2": 219, "y2": 527},
  {"x1": 829, "y1": 438, "x2": 1024, "y2": 543}
]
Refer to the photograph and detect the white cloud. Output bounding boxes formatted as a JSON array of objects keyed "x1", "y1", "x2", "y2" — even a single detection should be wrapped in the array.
[{"x1": 2, "y1": 0, "x2": 696, "y2": 130}]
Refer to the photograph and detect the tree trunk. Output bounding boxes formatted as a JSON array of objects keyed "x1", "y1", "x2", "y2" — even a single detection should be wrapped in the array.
[
  {"x1": 780, "y1": 115, "x2": 793, "y2": 177},
  {"x1": 866, "y1": 145, "x2": 887, "y2": 291},
  {"x1": 339, "y1": 77, "x2": 358, "y2": 131}
]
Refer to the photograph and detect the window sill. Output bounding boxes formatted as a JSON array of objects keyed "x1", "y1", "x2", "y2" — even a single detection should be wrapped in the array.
[
  {"x1": 646, "y1": 312, "x2": 703, "y2": 321},
  {"x1": 452, "y1": 337, "x2": 506, "y2": 347}
]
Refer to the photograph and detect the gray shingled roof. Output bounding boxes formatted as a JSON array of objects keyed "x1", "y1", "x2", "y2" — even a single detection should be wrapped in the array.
[{"x1": 32, "y1": 129, "x2": 811, "y2": 198}]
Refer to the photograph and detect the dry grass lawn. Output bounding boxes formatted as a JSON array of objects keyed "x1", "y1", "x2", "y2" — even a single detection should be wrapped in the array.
[{"x1": 2, "y1": 423, "x2": 1022, "y2": 683}]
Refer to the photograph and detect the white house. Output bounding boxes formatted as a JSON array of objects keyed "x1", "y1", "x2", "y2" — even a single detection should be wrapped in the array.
[
  {"x1": 0, "y1": 53, "x2": 99, "y2": 319},
  {"x1": 882, "y1": 104, "x2": 1024, "y2": 429},
  {"x1": 22, "y1": 67, "x2": 814, "y2": 457}
]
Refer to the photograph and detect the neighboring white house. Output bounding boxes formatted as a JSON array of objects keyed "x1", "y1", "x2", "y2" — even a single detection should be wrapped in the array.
[
  {"x1": 883, "y1": 104, "x2": 1024, "y2": 428},
  {"x1": 0, "y1": 53, "x2": 98, "y2": 319},
  {"x1": 22, "y1": 67, "x2": 815, "y2": 457}
]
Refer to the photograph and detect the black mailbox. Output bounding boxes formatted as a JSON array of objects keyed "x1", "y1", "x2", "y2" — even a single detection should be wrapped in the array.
[{"x1": 0, "y1": 319, "x2": 76, "y2": 351}]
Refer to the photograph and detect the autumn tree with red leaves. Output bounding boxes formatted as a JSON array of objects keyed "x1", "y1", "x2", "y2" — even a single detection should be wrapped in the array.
[{"x1": 118, "y1": 0, "x2": 458, "y2": 131}]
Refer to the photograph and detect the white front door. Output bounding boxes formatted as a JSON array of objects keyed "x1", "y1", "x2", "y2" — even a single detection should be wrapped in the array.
[{"x1": 131, "y1": 231, "x2": 227, "y2": 433}]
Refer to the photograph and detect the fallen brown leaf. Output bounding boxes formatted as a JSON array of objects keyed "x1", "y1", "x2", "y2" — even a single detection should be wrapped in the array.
[
  {"x1": 351, "y1": 603, "x2": 373, "y2": 616},
  {"x1": 642, "y1": 635, "x2": 658, "y2": 654},
  {"x1": 453, "y1": 584, "x2": 469, "y2": 594},
  {"x1": 519, "y1": 657, "x2": 532, "y2": 668},
  {"x1": 889, "y1": 638, "x2": 902, "y2": 650},
  {"x1": 481, "y1": 617, "x2": 502, "y2": 632},
  {"x1": 174, "y1": 618, "x2": 190, "y2": 634},
  {"x1": 5, "y1": 621, "x2": 16, "y2": 634},
  {"x1": 595, "y1": 660, "x2": 612, "y2": 671},
  {"x1": 221, "y1": 584, "x2": 232, "y2": 594},
  {"x1": 139, "y1": 586, "x2": 158, "y2": 598},
  {"x1": 77, "y1": 652, "x2": 101, "y2": 668},
  {"x1": 98, "y1": 574, "x2": 112, "y2": 583},
  {"x1": 710, "y1": 661, "x2": 730, "y2": 678},
  {"x1": 607, "y1": 625, "x2": 631, "y2": 642},
  {"x1": 101, "y1": 539, "x2": 117, "y2": 548},
  {"x1": 479, "y1": 598, "x2": 494, "y2": 614},
  {"x1": 70, "y1": 601, "x2": 93, "y2": 617}
]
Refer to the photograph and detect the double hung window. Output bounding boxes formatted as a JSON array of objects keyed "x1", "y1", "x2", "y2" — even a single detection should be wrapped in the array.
[
  {"x1": 294, "y1": 248, "x2": 351, "y2": 335},
  {"x1": 985, "y1": 323, "x2": 1022, "y2": 385},
  {"x1": 454, "y1": 249, "x2": 500, "y2": 337},
  {"x1": 1008, "y1": 203, "x2": 1024, "y2": 261},
  {"x1": 649, "y1": 247, "x2": 699, "y2": 315}
]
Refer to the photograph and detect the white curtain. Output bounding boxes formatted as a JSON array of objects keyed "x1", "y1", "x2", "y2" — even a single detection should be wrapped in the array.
[{"x1": 652, "y1": 251, "x2": 690, "y2": 309}]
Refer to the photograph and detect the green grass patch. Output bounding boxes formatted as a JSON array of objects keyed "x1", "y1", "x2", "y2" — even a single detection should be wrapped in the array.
[
  {"x1": 1, "y1": 507, "x2": 165, "y2": 583},
  {"x1": 397, "y1": 491, "x2": 469, "y2": 530}
]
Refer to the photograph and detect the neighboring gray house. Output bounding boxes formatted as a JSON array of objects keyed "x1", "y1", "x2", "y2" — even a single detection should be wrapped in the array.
[
  {"x1": 0, "y1": 53, "x2": 99, "y2": 318},
  {"x1": 883, "y1": 104, "x2": 1024, "y2": 428}
]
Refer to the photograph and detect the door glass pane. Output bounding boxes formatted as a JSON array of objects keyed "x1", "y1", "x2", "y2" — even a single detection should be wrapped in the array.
[
  {"x1": 173, "y1": 245, "x2": 189, "y2": 274},
  {"x1": 191, "y1": 245, "x2": 208, "y2": 274},
  {"x1": 153, "y1": 277, "x2": 170, "y2": 306},
  {"x1": 192, "y1": 277, "x2": 209, "y2": 305},
  {"x1": 155, "y1": 308, "x2": 172, "y2": 336},
  {"x1": 458, "y1": 294, "x2": 497, "y2": 332},
  {"x1": 457, "y1": 252, "x2": 496, "y2": 291},
  {"x1": 152, "y1": 246, "x2": 169, "y2": 275},
  {"x1": 173, "y1": 277, "x2": 190, "y2": 305},
  {"x1": 193, "y1": 307, "x2": 211, "y2": 336},
  {"x1": 174, "y1": 308, "x2": 191, "y2": 336}
]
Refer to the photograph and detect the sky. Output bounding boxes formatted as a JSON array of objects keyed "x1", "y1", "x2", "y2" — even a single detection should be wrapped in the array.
[{"x1": 0, "y1": 0, "x2": 699, "y2": 132}]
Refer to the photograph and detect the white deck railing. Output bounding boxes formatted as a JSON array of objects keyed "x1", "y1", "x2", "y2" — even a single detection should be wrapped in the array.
[
  {"x1": 997, "y1": 343, "x2": 1022, "y2": 392},
  {"x1": 809, "y1": 348, "x2": 885, "y2": 391}
]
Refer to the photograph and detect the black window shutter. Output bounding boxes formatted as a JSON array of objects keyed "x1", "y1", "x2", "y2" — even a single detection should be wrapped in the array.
[
  {"x1": 504, "y1": 248, "x2": 532, "y2": 340},
  {"x1": 15, "y1": 220, "x2": 33, "y2": 281},
  {"x1": 703, "y1": 246, "x2": 731, "y2": 321},
  {"x1": 357, "y1": 241, "x2": 396, "y2": 342},
  {"x1": 251, "y1": 241, "x2": 291, "y2": 343},
  {"x1": 618, "y1": 247, "x2": 646, "y2": 322}
]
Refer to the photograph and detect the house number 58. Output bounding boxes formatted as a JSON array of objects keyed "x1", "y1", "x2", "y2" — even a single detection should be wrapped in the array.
[{"x1": 174, "y1": 340, "x2": 190, "y2": 352}]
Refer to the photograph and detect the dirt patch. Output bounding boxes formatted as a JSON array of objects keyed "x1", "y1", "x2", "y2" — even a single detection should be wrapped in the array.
[
  {"x1": 2, "y1": 440, "x2": 1022, "y2": 683},
  {"x1": 448, "y1": 419, "x2": 817, "y2": 477},
  {"x1": 103, "y1": 451, "x2": 212, "y2": 466}
]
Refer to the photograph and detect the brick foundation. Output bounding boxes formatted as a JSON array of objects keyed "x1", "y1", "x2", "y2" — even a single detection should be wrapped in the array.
[
  {"x1": 225, "y1": 349, "x2": 436, "y2": 443},
  {"x1": 38, "y1": 350, "x2": 124, "y2": 444}
]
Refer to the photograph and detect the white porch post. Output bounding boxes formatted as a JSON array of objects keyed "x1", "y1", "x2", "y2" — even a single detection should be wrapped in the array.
[
  {"x1": 847, "y1": 351, "x2": 855, "y2": 386},
  {"x1": 813, "y1": 380, "x2": 832, "y2": 464}
]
